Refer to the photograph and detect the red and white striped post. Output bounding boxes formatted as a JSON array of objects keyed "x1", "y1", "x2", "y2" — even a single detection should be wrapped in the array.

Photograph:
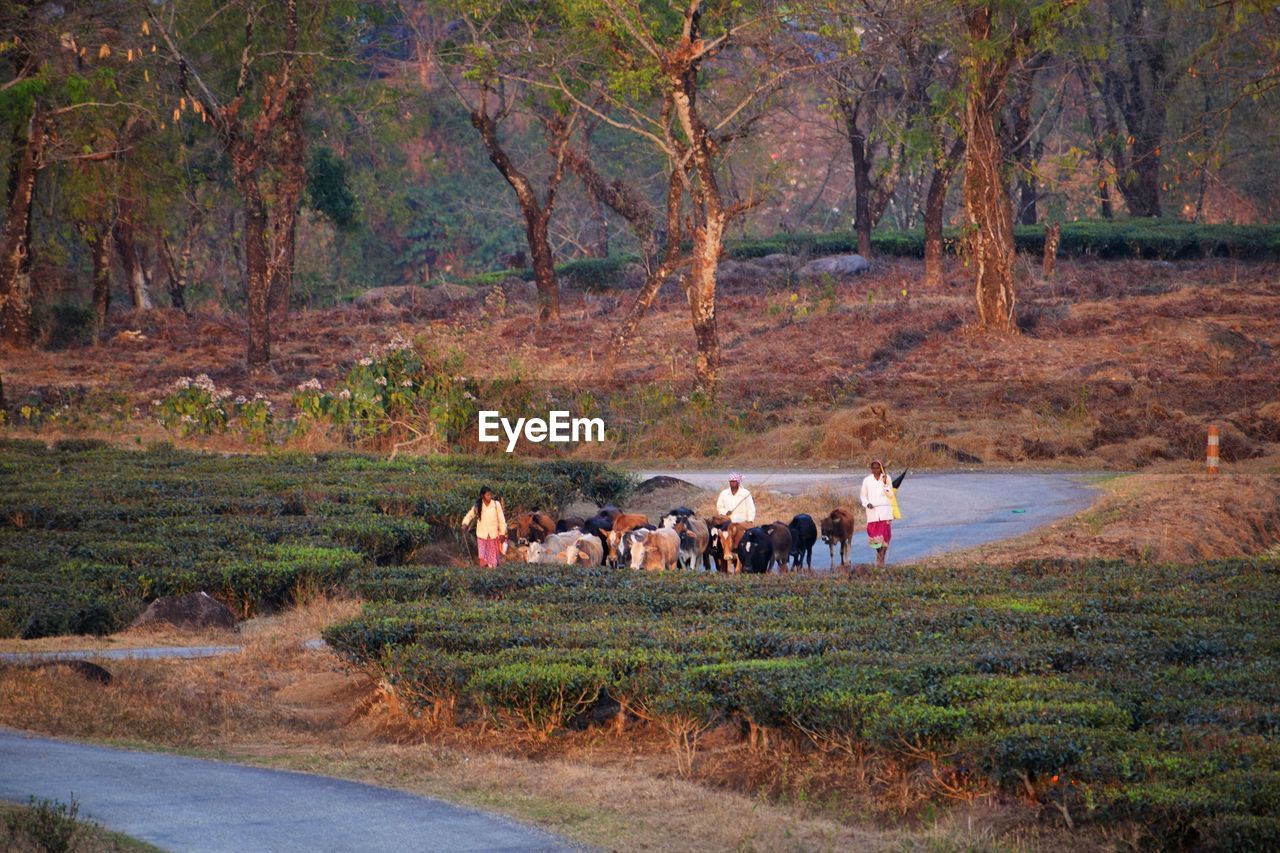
[{"x1": 1206, "y1": 424, "x2": 1220, "y2": 475}]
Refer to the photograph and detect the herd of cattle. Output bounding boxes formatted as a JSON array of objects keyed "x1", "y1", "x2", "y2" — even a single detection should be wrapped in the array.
[{"x1": 507, "y1": 505, "x2": 863, "y2": 572}]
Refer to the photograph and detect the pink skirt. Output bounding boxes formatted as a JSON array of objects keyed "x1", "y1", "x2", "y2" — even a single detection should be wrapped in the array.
[
  {"x1": 477, "y1": 536, "x2": 503, "y2": 568},
  {"x1": 867, "y1": 520, "x2": 892, "y2": 544}
]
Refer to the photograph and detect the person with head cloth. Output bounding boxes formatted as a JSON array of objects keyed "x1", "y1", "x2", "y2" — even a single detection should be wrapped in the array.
[
  {"x1": 715, "y1": 472, "x2": 756, "y2": 524},
  {"x1": 860, "y1": 459, "x2": 896, "y2": 566},
  {"x1": 460, "y1": 485, "x2": 507, "y2": 568}
]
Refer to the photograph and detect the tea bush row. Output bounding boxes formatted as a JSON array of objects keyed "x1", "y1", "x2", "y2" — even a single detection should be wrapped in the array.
[
  {"x1": 327, "y1": 559, "x2": 1280, "y2": 848},
  {"x1": 0, "y1": 441, "x2": 633, "y2": 637}
]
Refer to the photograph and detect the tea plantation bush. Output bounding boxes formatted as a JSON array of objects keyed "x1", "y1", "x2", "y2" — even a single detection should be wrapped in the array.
[
  {"x1": 0, "y1": 441, "x2": 634, "y2": 637},
  {"x1": 328, "y1": 558, "x2": 1280, "y2": 848}
]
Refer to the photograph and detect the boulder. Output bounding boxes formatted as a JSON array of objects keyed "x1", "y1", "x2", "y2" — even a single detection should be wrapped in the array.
[
  {"x1": 752, "y1": 253, "x2": 802, "y2": 272},
  {"x1": 28, "y1": 660, "x2": 113, "y2": 685},
  {"x1": 130, "y1": 592, "x2": 238, "y2": 632},
  {"x1": 496, "y1": 276, "x2": 537, "y2": 302},
  {"x1": 715, "y1": 259, "x2": 773, "y2": 289},
  {"x1": 796, "y1": 254, "x2": 871, "y2": 280},
  {"x1": 353, "y1": 284, "x2": 479, "y2": 312}
]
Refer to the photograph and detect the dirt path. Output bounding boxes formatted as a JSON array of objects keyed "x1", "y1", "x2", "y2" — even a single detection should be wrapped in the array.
[
  {"x1": 0, "y1": 727, "x2": 571, "y2": 852},
  {"x1": 639, "y1": 469, "x2": 1098, "y2": 566}
]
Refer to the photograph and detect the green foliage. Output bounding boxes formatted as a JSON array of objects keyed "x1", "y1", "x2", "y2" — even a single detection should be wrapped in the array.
[
  {"x1": 307, "y1": 146, "x2": 360, "y2": 230},
  {"x1": 40, "y1": 304, "x2": 97, "y2": 350},
  {"x1": 3, "y1": 796, "x2": 83, "y2": 853},
  {"x1": 0, "y1": 442, "x2": 632, "y2": 638}
]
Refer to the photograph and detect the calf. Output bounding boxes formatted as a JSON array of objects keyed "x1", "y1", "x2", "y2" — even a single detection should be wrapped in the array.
[
  {"x1": 605, "y1": 513, "x2": 650, "y2": 566},
  {"x1": 736, "y1": 526, "x2": 773, "y2": 574},
  {"x1": 629, "y1": 527, "x2": 681, "y2": 571},
  {"x1": 509, "y1": 511, "x2": 556, "y2": 545},
  {"x1": 788, "y1": 514, "x2": 818, "y2": 570},
  {"x1": 820, "y1": 508, "x2": 857, "y2": 567},
  {"x1": 671, "y1": 516, "x2": 711, "y2": 571},
  {"x1": 526, "y1": 530, "x2": 588, "y2": 564}
]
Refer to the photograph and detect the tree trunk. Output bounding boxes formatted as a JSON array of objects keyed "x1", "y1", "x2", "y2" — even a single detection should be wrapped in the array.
[
  {"x1": 563, "y1": 144, "x2": 657, "y2": 267},
  {"x1": 1120, "y1": 130, "x2": 1163, "y2": 217},
  {"x1": 1076, "y1": 65, "x2": 1114, "y2": 219},
  {"x1": 114, "y1": 193, "x2": 154, "y2": 311},
  {"x1": 90, "y1": 226, "x2": 112, "y2": 334},
  {"x1": 267, "y1": 216, "x2": 297, "y2": 313},
  {"x1": 472, "y1": 105, "x2": 560, "y2": 322},
  {"x1": 923, "y1": 136, "x2": 965, "y2": 289},
  {"x1": 837, "y1": 93, "x2": 873, "y2": 257},
  {"x1": 267, "y1": 78, "x2": 309, "y2": 314},
  {"x1": 158, "y1": 229, "x2": 193, "y2": 312},
  {"x1": 1006, "y1": 54, "x2": 1047, "y2": 226},
  {"x1": 1042, "y1": 220, "x2": 1061, "y2": 279},
  {"x1": 671, "y1": 52, "x2": 726, "y2": 392},
  {"x1": 587, "y1": 193, "x2": 610, "y2": 258},
  {"x1": 607, "y1": 169, "x2": 685, "y2": 375},
  {"x1": 526, "y1": 207, "x2": 558, "y2": 320},
  {"x1": 242, "y1": 185, "x2": 271, "y2": 368},
  {"x1": 0, "y1": 104, "x2": 44, "y2": 349},
  {"x1": 963, "y1": 7, "x2": 1017, "y2": 334},
  {"x1": 685, "y1": 213, "x2": 724, "y2": 390}
]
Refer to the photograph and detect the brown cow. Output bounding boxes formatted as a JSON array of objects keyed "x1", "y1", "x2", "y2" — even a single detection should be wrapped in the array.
[
  {"x1": 630, "y1": 527, "x2": 680, "y2": 571},
  {"x1": 572, "y1": 534, "x2": 604, "y2": 567},
  {"x1": 509, "y1": 511, "x2": 556, "y2": 545},
  {"x1": 712, "y1": 522, "x2": 751, "y2": 574},
  {"x1": 820, "y1": 507, "x2": 858, "y2": 567},
  {"x1": 605, "y1": 513, "x2": 649, "y2": 566}
]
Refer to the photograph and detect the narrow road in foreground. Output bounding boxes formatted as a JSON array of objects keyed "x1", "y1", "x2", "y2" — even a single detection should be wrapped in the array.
[
  {"x1": 640, "y1": 470, "x2": 1097, "y2": 566},
  {"x1": 0, "y1": 728, "x2": 570, "y2": 852}
]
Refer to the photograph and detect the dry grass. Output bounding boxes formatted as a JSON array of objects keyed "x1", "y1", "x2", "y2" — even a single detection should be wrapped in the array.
[
  {"x1": 930, "y1": 457, "x2": 1280, "y2": 566},
  {"x1": 4, "y1": 257, "x2": 1277, "y2": 466}
]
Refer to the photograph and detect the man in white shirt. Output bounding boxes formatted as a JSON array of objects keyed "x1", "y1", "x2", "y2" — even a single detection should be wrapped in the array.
[
  {"x1": 715, "y1": 473, "x2": 756, "y2": 524},
  {"x1": 860, "y1": 459, "x2": 894, "y2": 566}
]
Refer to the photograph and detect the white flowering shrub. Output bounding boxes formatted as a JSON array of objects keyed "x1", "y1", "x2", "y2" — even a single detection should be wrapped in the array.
[
  {"x1": 154, "y1": 375, "x2": 231, "y2": 436},
  {"x1": 290, "y1": 335, "x2": 477, "y2": 448},
  {"x1": 154, "y1": 375, "x2": 273, "y2": 442}
]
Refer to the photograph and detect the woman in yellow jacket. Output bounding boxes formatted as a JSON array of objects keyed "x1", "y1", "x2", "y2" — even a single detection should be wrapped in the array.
[{"x1": 460, "y1": 486, "x2": 507, "y2": 568}]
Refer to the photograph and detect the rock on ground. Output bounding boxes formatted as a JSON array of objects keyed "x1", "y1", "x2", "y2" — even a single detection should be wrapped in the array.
[
  {"x1": 352, "y1": 284, "x2": 479, "y2": 312},
  {"x1": 130, "y1": 592, "x2": 238, "y2": 632},
  {"x1": 796, "y1": 254, "x2": 871, "y2": 279}
]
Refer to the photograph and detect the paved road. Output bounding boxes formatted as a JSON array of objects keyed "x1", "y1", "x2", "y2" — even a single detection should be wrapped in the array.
[
  {"x1": 640, "y1": 469, "x2": 1097, "y2": 567},
  {"x1": 0, "y1": 645, "x2": 242, "y2": 664},
  {"x1": 0, "y1": 728, "x2": 570, "y2": 852}
]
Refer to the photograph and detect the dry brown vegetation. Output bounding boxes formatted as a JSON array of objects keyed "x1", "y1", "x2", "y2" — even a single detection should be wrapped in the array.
[
  {"x1": 3, "y1": 256, "x2": 1278, "y2": 467},
  {"x1": 933, "y1": 462, "x2": 1280, "y2": 566}
]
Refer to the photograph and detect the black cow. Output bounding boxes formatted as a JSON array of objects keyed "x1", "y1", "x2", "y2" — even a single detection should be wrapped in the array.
[
  {"x1": 788, "y1": 513, "x2": 817, "y2": 570},
  {"x1": 736, "y1": 526, "x2": 773, "y2": 574},
  {"x1": 555, "y1": 516, "x2": 586, "y2": 533},
  {"x1": 583, "y1": 513, "x2": 615, "y2": 556}
]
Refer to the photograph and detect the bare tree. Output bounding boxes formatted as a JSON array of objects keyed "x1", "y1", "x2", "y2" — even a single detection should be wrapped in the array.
[{"x1": 148, "y1": 0, "x2": 313, "y2": 368}]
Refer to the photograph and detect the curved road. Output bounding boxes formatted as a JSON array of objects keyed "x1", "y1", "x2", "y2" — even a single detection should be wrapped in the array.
[
  {"x1": 0, "y1": 728, "x2": 570, "y2": 852},
  {"x1": 641, "y1": 469, "x2": 1097, "y2": 567}
]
